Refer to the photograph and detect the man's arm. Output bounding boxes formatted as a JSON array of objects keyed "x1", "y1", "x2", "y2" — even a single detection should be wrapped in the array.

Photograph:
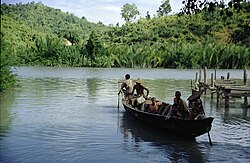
[
  {"x1": 132, "y1": 85, "x2": 136, "y2": 95},
  {"x1": 144, "y1": 86, "x2": 149, "y2": 97}
]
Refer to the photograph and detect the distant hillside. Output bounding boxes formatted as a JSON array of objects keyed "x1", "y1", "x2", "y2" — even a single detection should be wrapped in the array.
[
  {"x1": 1, "y1": 1, "x2": 249, "y2": 93},
  {"x1": 1, "y1": 2, "x2": 108, "y2": 47},
  {"x1": 107, "y1": 4, "x2": 250, "y2": 47},
  {"x1": 1, "y1": 2, "x2": 249, "y2": 69}
]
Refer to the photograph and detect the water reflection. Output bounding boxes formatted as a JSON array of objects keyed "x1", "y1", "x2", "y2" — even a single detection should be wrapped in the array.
[
  {"x1": 86, "y1": 78, "x2": 100, "y2": 103},
  {"x1": 143, "y1": 79, "x2": 193, "y2": 103},
  {"x1": 1, "y1": 67, "x2": 249, "y2": 162},
  {"x1": 203, "y1": 94, "x2": 250, "y2": 148},
  {"x1": 120, "y1": 112, "x2": 205, "y2": 162},
  {"x1": 0, "y1": 92, "x2": 15, "y2": 139},
  {"x1": 204, "y1": 94, "x2": 250, "y2": 120}
]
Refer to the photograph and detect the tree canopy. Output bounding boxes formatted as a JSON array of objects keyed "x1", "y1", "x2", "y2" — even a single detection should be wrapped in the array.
[
  {"x1": 0, "y1": 1, "x2": 249, "y2": 70},
  {"x1": 121, "y1": 3, "x2": 140, "y2": 22},
  {"x1": 157, "y1": 0, "x2": 172, "y2": 16},
  {"x1": 180, "y1": 0, "x2": 247, "y2": 15},
  {"x1": 1, "y1": 1, "x2": 250, "y2": 92}
]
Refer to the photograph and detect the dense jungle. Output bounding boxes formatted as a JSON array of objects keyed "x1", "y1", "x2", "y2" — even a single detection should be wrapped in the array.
[{"x1": 1, "y1": 1, "x2": 250, "y2": 92}]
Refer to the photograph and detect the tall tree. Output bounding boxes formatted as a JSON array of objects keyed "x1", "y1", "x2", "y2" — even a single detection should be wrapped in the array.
[
  {"x1": 85, "y1": 31, "x2": 103, "y2": 60},
  {"x1": 121, "y1": 3, "x2": 140, "y2": 22},
  {"x1": 146, "y1": 11, "x2": 151, "y2": 20},
  {"x1": 157, "y1": 0, "x2": 172, "y2": 17},
  {"x1": 180, "y1": 0, "x2": 246, "y2": 15}
]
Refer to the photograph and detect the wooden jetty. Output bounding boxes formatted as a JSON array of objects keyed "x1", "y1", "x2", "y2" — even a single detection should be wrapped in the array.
[{"x1": 193, "y1": 67, "x2": 249, "y2": 108}]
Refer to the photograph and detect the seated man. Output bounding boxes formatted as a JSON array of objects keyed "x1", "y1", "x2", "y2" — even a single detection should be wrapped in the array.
[
  {"x1": 166, "y1": 103, "x2": 180, "y2": 119},
  {"x1": 188, "y1": 90, "x2": 205, "y2": 120},
  {"x1": 174, "y1": 91, "x2": 191, "y2": 119},
  {"x1": 148, "y1": 97, "x2": 162, "y2": 114},
  {"x1": 159, "y1": 104, "x2": 171, "y2": 115}
]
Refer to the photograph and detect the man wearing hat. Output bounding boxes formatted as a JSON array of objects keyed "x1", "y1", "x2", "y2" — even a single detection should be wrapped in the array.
[
  {"x1": 132, "y1": 78, "x2": 149, "y2": 98},
  {"x1": 131, "y1": 78, "x2": 149, "y2": 109}
]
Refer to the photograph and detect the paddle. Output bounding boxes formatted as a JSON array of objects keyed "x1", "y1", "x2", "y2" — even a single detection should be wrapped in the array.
[
  {"x1": 118, "y1": 93, "x2": 120, "y2": 110},
  {"x1": 208, "y1": 131, "x2": 212, "y2": 146},
  {"x1": 202, "y1": 106, "x2": 212, "y2": 146},
  {"x1": 200, "y1": 102, "x2": 212, "y2": 146},
  {"x1": 201, "y1": 100, "x2": 212, "y2": 146},
  {"x1": 118, "y1": 82, "x2": 120, "y2": 110}
]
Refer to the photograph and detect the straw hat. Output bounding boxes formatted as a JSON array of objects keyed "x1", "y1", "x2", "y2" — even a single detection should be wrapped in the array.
[
  {"x1": 187, "y1": 89, "x2": 204, "y2": 101},
  {"x1": 135, "y1": 78, "x2": 143, "y2": 84}
]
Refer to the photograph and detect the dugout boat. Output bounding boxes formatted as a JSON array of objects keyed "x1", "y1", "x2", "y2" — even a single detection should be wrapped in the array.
[{"x1": 121, "y1": 99, "x2": 214, "y2": 139}]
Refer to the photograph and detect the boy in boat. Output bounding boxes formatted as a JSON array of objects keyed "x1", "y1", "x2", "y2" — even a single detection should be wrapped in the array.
[
  {"x1": 174, "y1": 91, "x2": 191, "y2": 119},
  {"x1": 131, "y1": 78, "x2": 149, "y2": 110},
  {"x1": 166, "y1": 103, "x2": 181, "y2": 119},
  {"x1": 148, "y1": 97, "x2": 162, "y2": 114}
]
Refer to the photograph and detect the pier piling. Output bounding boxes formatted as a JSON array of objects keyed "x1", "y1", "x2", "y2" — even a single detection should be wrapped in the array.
[{"x1": 194, "y1": 68, "x2": 249, "y2": 108}]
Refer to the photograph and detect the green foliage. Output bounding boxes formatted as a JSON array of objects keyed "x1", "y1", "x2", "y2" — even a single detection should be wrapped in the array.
[
  {"x1": 157, "y1": 0, "x2": 172, "y2": 17},
  {"x1": 1, "y1": 2, "x2": 106, "y2": 42},
  {"x1": 0, "y1": 1, "x2": 249, "y2": 79},
  {"x1": 121, "y1": 3, "x2": 140, "y2": 22},
  {"x1": 180, "y1": 0, "x2": 246, "y2": 15},
  {"x1": 0, "y1": 37, "x2": 17, "y2": 93},
  {"x1": 0, "y1": 66, "x2": 17, "y2": 93}
]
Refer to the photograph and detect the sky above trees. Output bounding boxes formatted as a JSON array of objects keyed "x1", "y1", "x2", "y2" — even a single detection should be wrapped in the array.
[{"x1": 2, "y1": 0, "x2": 183, "y2": 25}]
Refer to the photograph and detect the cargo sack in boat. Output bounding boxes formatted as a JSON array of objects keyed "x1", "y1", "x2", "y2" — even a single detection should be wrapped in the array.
[{"x1": 137, "y1": 96, "x2": 146, "y2": 104}]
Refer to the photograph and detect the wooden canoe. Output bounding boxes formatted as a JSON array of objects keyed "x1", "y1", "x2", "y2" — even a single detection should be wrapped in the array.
[{"x1": 122, "y1": 99, "x2": 214, "y2": 138}]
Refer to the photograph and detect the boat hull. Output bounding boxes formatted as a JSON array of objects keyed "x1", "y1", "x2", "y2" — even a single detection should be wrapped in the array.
[{"x1": 122, "y1": 101, "x2": 213, "y2": 138}]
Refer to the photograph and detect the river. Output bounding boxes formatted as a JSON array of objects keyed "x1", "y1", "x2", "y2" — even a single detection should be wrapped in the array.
[{"x1": 0, "y1": 67, "x2": 249, "y2": 162}]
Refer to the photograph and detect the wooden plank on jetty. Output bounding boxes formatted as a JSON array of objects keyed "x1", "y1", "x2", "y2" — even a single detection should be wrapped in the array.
[
  {"x1": 195, "y1": 67, "x2": 249, "y2": 108},
  {"x1": 223, "y1": 85, "x2": 250, "y2": 107}
]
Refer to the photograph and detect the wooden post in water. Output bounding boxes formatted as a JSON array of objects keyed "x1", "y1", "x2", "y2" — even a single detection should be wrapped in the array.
[
  {"x1": 217, "y1": 87, "x2": 220, "y2": 104},
  {"x1": 198, "y1": 68, "x2": 202, "y2": 91},
  {"x1": 214, "y1": 69, "x2": 217, "y2": 80},
  {"x1": 227, "y1": 72, "x2": 230, "y2": 80},
  {"x1": 211, "y1": 73, "x2": 215, "y2": 88},
  {"x1": 194, "y1": 72, "x2": 198, "y2": 91},
  {"x1": 204, "y1": 66, "x2": 207, "y2": 94},
  {"x1": 195, "y1": 72, "x2": 198, "y2": 83},
  {"x1": 199, "y1": 68, "x2": 202, "y2": 82},
  {"x1": 243, "y1": 68, "x2": 248, "y2": 106},
  {"x1": 225, "y1": 89, "x2": 230, "y2": 108},
  {"x1": 204, "y1": 66, "x2": 207, "y2": 84},
  {"x1": 211, "y1": 73, "x2": 215, "y2": 98},
  {"x1": 244, "y1": 68, "x2": 247, "y2": 85}
]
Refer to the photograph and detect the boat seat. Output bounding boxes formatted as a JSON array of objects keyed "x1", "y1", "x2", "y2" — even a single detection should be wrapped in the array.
[
  {"x1": 158, "y1": 105, "x2": 165, "y2": 114},
  {"x1": 161, "y1": 104, "x2": 171, "y2": 115}
]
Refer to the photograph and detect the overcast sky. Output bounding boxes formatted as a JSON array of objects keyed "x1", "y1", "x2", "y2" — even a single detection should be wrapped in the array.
[{"x1": 2, "y1": 0, "x2": 184, "y2": 25}]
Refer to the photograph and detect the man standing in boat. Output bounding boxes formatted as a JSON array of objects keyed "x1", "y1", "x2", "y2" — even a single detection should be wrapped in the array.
[
  {"x1": 131, "y1": 78, "x2": 149, "y2": 109},
  {"x1": 118, "y1": 74, "x2": 133, "y2": 101}
]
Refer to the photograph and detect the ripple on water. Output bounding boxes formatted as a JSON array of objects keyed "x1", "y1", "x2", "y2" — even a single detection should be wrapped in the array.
[{"x1": 1, "y1": 68, "x2": 250, "y2": 162}]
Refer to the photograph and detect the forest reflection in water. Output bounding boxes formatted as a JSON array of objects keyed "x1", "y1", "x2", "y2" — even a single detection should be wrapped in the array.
[{"x1": 0, "y1": 67, "x2": 249, "y2": 162}]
